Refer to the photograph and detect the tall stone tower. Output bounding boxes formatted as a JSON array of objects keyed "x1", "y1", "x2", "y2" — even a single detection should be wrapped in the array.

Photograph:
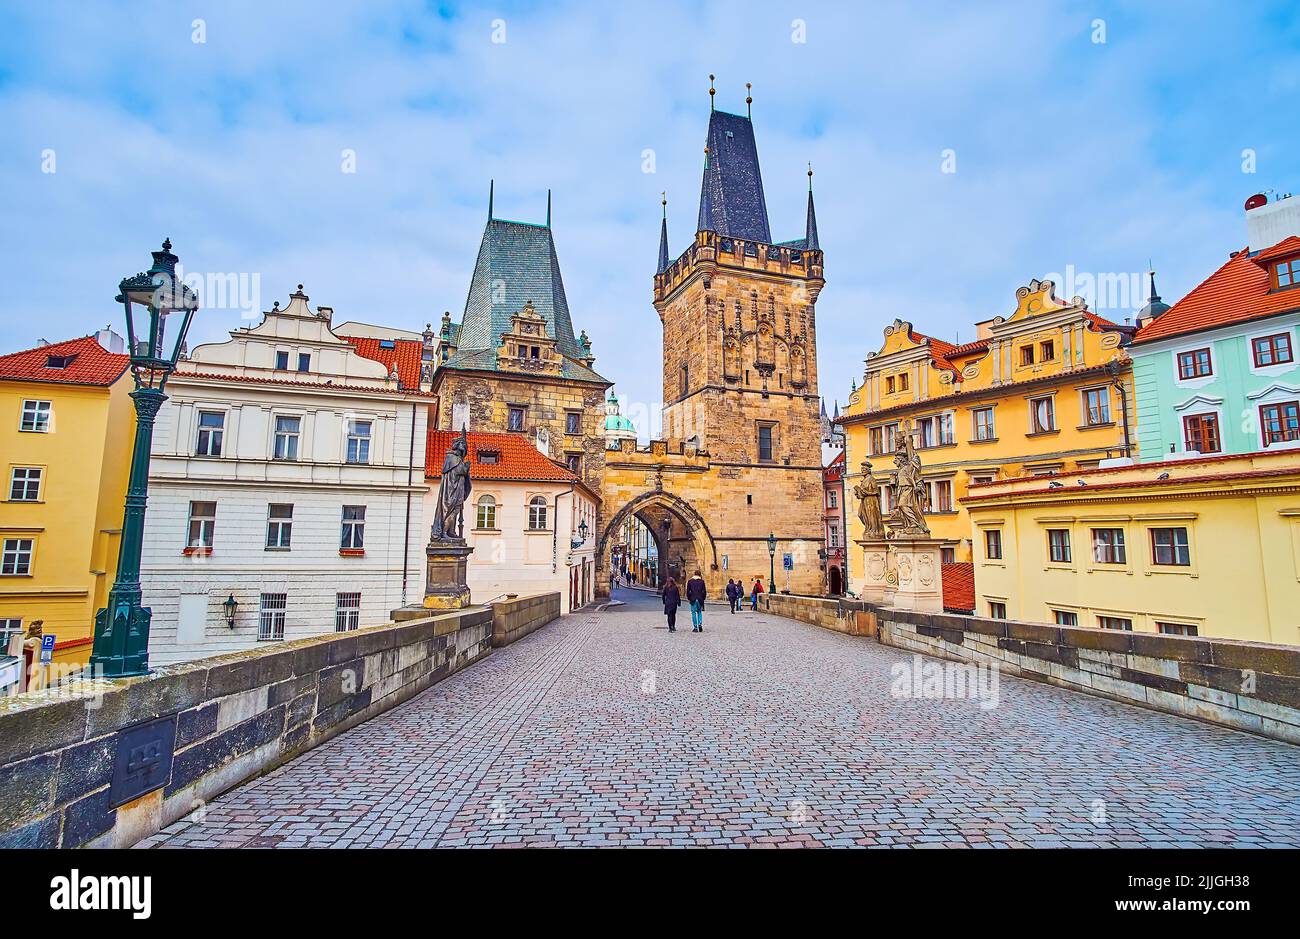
[{"x1": 639, "y1": 95, "x2": 826, "y2": 590}]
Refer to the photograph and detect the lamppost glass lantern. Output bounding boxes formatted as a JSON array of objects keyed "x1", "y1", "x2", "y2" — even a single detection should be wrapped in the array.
[
  {"x1": 223, "y1": 594, "x2": 239, "y2": 628},
  {"x1": 90, "y1": 239, "x2": 199, "y2": 678}
]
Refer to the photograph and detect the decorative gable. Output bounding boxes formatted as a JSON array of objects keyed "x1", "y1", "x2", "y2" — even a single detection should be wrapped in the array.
[{"x1": 496, "y1": 301, "x2": 564, "y2": 376}]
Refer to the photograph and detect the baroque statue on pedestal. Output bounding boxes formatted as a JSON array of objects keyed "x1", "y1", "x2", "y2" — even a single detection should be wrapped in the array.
[
  {"x1": 431, "y1": 427, "x2": 472, "y2": 542},
  {"x1": 887, "y1": 432, "x2": 930, "y2": 537},
  {"x1": 853, "y1": 459, "x2": 886, "y2": 540}
]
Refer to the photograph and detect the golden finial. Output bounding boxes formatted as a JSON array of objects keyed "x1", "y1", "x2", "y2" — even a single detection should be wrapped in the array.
[
  {"x1": 746, "y1": 82, "x2": 752, "y2": 118},
  {"x1": 808, "y1": 162, "x2": 813, "y2": 190},
  {"x1": 709, "y1": 74, "x2": 716, "y2": 111}
]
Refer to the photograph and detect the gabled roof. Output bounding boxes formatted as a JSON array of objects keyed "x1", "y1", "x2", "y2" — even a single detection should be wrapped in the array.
[
  {"x1": 1133, "y1": 237, "x2": 1300, "y2": 345},
  {"x1": 0, "y1": 336, "x2": 129, "y2": 387},
  {"x1": 941, "y1": 562, "x2": 975, "y2": 614},
  {"x1": 338, "y1": 335, "x2": 424, "y2": 389},
  {"x1": 697, "y1": 110, "x2": 771, "y2": 243},
  {"x1": 448, "y1": 216, "x2": 584, "y2": 373},
  {"x1": 425, "y1": 428, "x2": 579, "y2": 484}
]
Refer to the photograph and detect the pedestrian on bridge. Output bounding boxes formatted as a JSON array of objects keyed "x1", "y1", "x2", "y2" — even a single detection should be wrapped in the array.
[
  {"x1": 686, "y1": 570, "x2": 707, "y2": 632},
  {"x1": 725, "y1": 578, "x2": 739, "y2": 613},
  {"x1": 661, "y1": 577, "x2": 681, "y2": 632},
  {"x1": 750, "y1": 577, "x2": 764, "y2": 611}
]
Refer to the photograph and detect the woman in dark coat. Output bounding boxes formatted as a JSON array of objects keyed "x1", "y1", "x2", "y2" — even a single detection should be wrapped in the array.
[{"x1": 661, "y1": 577, "x2": 681, "y2": 632}]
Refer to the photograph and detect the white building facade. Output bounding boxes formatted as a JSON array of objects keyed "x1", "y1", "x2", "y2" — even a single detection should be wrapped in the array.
[{"x1": 143, "y1": 287, "x2": 433, "y2": 666}]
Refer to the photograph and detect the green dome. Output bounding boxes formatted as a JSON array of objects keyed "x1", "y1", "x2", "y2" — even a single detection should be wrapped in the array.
[{"x1": 605, "y1": 414, "x2": 636, "y2": 432}]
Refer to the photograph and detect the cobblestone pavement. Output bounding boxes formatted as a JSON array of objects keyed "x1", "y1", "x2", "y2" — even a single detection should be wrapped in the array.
[{"x1": 140, "y1": 588, "x2": 1300, "y2": 848}]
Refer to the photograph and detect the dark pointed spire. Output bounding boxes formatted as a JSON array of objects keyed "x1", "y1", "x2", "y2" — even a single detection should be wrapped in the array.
[
  {"x1": 657, "y1": 192, "x2": 670, "y2": 274},
  {"x1": 488, "y1": 179, "x2": 494, "y2": 221},
  {"x1": 698, "y1": 144, "x2": 716, "y2": 233},
  {"x1": 1137, "y1": 262, "x2": 1171, "y2": 323},
  {"x1": 546, "y1": 189, "x2": 552, "y2": 228},
  {"x1": 696, "y1": 102, "x2": 770, "y2": 241},
  {"x1": 804, "y1": 163, "x2": 820, "y2": 251}
]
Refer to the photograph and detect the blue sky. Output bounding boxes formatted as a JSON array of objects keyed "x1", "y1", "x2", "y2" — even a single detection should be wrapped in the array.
[{"x1": 1, "y1": 0, "x2": 1297, "y2": 435}]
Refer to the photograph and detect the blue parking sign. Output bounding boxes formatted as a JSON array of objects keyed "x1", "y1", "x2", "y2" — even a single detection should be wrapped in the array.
[
  {"x1": 39, "y1": 633, "x2": 56, "y2": 664},
  {"x1": 783, "y1": 553, "x2": 793, "y2": 571}
]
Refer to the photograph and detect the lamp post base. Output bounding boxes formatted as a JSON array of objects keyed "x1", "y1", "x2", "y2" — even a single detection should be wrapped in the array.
[{"x1": 90, "y1": 589, "x2": 153, "y2": 678}]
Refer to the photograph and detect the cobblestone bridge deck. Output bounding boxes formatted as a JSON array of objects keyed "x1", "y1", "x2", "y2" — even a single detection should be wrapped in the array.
[{"x1": 140, "y1": 588, "x2": 1300, "y2": 848}]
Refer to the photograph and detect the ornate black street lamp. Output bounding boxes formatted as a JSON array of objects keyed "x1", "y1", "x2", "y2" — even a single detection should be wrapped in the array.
[
  {"x1": 223, "y1": 594, "x2": 239, "y2": 629},
  {"x1": 90, "y1": 240, "x2": 198, "y2": 677},
  {"x1": 1105, "y1": 358, "x2": 1133, "y2": 459},
  {"x1": 767, "y1": 532, "x2": 777, "y2": 594}
]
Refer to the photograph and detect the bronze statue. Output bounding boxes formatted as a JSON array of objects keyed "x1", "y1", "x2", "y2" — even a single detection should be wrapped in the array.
[
  {"x1": 431, "y1": 427, "x2": 472, "y2": 542},
  {"x1": 887, "y1": 432, "x2": 930, "y2": 536},
  {"x1": 853, "y1": 460, "x2": 886, "y2": 540}
]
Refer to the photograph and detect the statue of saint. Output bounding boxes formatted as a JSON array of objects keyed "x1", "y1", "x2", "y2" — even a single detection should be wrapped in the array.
[
  {"x1": 887, "y1": 433, "x2": 930, "y2": 536},
  {"x1": 431, "y1": 427, "x2": 472, "y2": 542},
  {"x1": 853, "y1": 460, "x2": 886, "y2": 540}
]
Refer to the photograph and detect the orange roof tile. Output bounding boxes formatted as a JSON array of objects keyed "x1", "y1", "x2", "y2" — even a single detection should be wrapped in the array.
[
  {"x1": 338, "y1": 335, "x2": 425, "y2": 389},
  {"x1": 1133, "y1": 238, "x2": 1300, "y2": 345},
  {"x1": 0, "y1": 336, "x2": 129, "y2": 387},
  {"x1": 941, "y1": 562, "x2": 975, "y2": 613},
  {"x1": 426, "y1": 429, "x2": 580, "y2": 484}
]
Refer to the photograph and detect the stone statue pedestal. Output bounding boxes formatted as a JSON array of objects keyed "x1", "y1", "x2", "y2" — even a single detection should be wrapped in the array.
[
  {"x1": 855, "y1": 539, "x2": 892, "y2": 604},
  {"x1": 423, "y1": 541, "x2": 473, "y2": 611},
  {"x1": 884, "y1": 537, "x2": 944, "y2": 612}
]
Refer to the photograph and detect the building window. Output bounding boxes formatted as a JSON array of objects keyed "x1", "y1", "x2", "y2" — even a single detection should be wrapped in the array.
[
  {"x1": 869, "y1": 426, "x2": 882, "y2": 454},
  {"x1": 1157, "y1": 622, "x2": 1198, "y2": 636},
  {"x1": 187, "y1": 501, "x2": 216, "y2": 550},
  {"x1": 972, "y1": 407, "x2": 996, "y2": 441},
  {"x1": 565, "y1": 453, "x2": 581, "y2": 474},
  {"x1": 1098, "y1": 615, "x2": 1133, "y2": 631},
  {"x1": 829, "y1": 523, "x2": 840, "y2": 548},
  {"x1": 897, "y1": 372, "x2": 909, "y2": 392},
  {"x1": 757, "y1": 423, "x2": 775, "y2": 462},
  {"x1": 940, "y1": 547, "x2": 955, "y2": 564},
  {"x1": 297, "y1": 352, "x2": 311, "y2": 373},
  {"x1": 971, "y1": 474, "x2": 993, "y2": 485},
  {"x1": 1047, "y1": 529, "x2": 1071, "y2": 563},
  {"x1": 1053, "y1": 610, "x2": 1078, "y2": 626},
  {"x1": 266, "y1": 504, "x2": 293, "y2": 549},
  {"x1": 929, "y1": 479, "x2": 953, "y2": 512},
  {"x1": 346, "y1": 420, "x2": 372, "y2": 464},
  {"x1": 335, "y1": 592, "x2": 362, "y2": 632},
  {"x1": 1260, "y1": 401, "x2": 1300, "y2": 446},
  {"x1": 475, "y1": 495, "x2": 497, "y2": 530},
  {"x1": 1019, "y1": 345, "x2": 1035, "y2": 367},
  {"x1": 9, "y1": 467, "x2": 42, "y2": 502},
  {"x1": 1150, "y1": 527, "x2": 1190, "y2": 566},
  {"x1": 1183, "y1": 413, "x2": 1221, "y2": 454},
  {"x1": 937, "y1": 413, "x2": 954, "y2": 445},
  {"x1": 1029, "y1": 396, "x2": 1056, "y2": 434},
  {"x1": 918, "y1": 415, "x2": 953, "y2": 447},
  {"x1": 0, "y1": 618, "x2": 22, "y2": 648},
  {"x1": 1275, "y1": 259, "x2": 1300, "y2": 288},
  {"x1": 1082, "y1": 388, "x2": 1110, "y2": 426},
  {"x1": 1091, "y1": 528, "x2": 1126, "y2": 564},
  {"x1": 988, "y1": 601, "x2": 1007, "y2": 619},
  {"x1": 1, "y1": 538, "x2": 33, "y2": 575},
  {"x1": 882, "y1": 423, "x2": 897, "y2": 453},
  {"x1": 565, "y1": 411, "x2": 582, "y2": 435},
  {"x1": 1252, "y1": 332, "x2": 1294, "y2": 368},
  {"x1": 680, "y1": 365, "x2": 689, "y2": 398},
  {"x1": 341, "y1": 505, "x2": 366, "y2": 550},
  {"x1": 273, "y1": 416, "x2": 301, "y2": 460},
  {"x1": 827, "y1": 490, "x2": 837, "y2": 509},
  {"x1": 508, "y1": 406, "x2": 526, "y2": 432},
  {"x1": 258, "y1": 593, "x2": 287, "y2": 641},
  {"x1": 1040, "y1": 340, "x2": 1055, "y2": 361},
  {"x1": 19, "y1": 400, "x2": 51, "y2": 433},
  {"x1": 477, "y1": 450, "x2": 500, "y2": 465},
  {"x1": 528, "y1": 496, "x2": 548, "y2": 531},
  {"x1": 1176, "y1": 348, "x2": 1212, "y2": 380},
  {"x1": 275, "y1": 350, "x2": 290, "y2": 370},
  {"x1": 885, "y1": 376, "x2": 895, "y2": 394},
  {"x1": 196, "y1": 411, "x2": 225, "y2": 456},
  {"x1": 984, "y1": 529, "x2": 1003, "y2": 560}
]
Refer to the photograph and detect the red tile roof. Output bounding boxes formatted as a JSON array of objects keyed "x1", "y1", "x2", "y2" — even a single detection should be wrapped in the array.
[
  {"x1": 425, "y1": 429, "x2": 580, "y2": 484},
  {"x1": 0, "y1": 336, "x2": 129, "y2": 387},
  {"x1": 1133, "y1": 237, "x2": 1300, "y2": 345},
  {"x1": 941, "y1": 562, "x2": 975, "y2": 614},
  {"x1": 338, "y1": 335, "x2": 425, "y2": 389}
]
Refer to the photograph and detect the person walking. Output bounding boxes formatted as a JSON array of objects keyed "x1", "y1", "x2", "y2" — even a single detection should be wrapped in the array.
[
  {"x1": 686, "y1": 569, "x2": 707, "y2": 632},
  {"x1": 725, "y1": 578, "x2": 739, "y2": 613},
  {"x1": 661, "y1": 577, "x2": 681, "y2": 632},
  {"x1": 750, "y1": 577, "x2": 764, "y2": 611}
]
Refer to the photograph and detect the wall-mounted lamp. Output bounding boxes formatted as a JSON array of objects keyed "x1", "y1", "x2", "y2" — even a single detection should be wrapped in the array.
[{"x1": 223, "y1": 593, "x2": 239, "y2": 628}]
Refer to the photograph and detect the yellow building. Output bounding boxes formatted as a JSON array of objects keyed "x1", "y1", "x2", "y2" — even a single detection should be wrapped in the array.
[
  {"x1": 839, "y1": 280, "x2": 1135, "y2": 567},
  {"x1": 962, "y1": 449, "x2": 1300, "y2": 645},
  {"x1": 0, "y1": 335, "x2": 133, "y2": 675}
]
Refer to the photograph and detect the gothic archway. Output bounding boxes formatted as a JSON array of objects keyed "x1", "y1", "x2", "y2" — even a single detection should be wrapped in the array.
[{"x1": 599, "y1": 490, "x2": 720, "y2": 586}]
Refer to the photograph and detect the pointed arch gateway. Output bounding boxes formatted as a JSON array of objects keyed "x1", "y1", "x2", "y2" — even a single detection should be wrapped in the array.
[{"x1": 599, "y1": 490, "x2": 719, "y2": 586}]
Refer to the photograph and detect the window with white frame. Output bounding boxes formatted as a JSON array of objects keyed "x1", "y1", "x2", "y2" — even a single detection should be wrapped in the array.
[
  {"x1": 1091, "y1": 528, "x2": 1126, "y2": 564},
  {"x1": 258, "y1": 593, "x2": 287, "y2": 641},
  {"x1": 827, "y1": 490, "x2": 837, "y2": 509},
  {"x1": 528, "y1": 496, "x2": 548, "y2": 531},
  {"x1": 341, "y1": 505, "x2": 366, "y2": 550},
  {"x1": 266, "y1": 504, "x2": 293, "y2": 549},
  {"x1": 1, "y1": 538, "x2": 33, "y2": 575},
  {"x1": 20, "y1": 400, "x2": 51, "y2": 433},
  {"x1": 335, "y1": 592, "x2": 362, "y2": 632},
  {"x1": 475, "y1": 495, "x2": 497, "y2": 530},
  {"x1": 187, "y1": 501, "x2": 216, "y2": 550},
  {"x1": 196, "y1": 411, "x2": 225, "y2": 456},
  {"x1": 829, "y1": 523, "x2": 840, "y2": 548},
  {"x1": 346, "y1": 420, "x2": 372, "y2": 464},
  {"x1": 0, "y1": 617, "x2": 22, "y2": 649},
  {"x1": 9, "y1": 467, "x2": 42, "y2": 502},
  {"x1": 274, "y1": 415, "x2": 301, "y2": 460},
  {"x1": 1047, "y1": 528, "x2": 1072, "y2": 563},
  {"x1": 972, "y1": 407, "x2": 996, "y2": 441}
]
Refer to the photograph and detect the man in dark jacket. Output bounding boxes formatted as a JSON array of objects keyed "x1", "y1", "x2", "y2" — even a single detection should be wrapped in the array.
[
  {"x1": 725, "y1": 578, "x2": 739, "y2": 613},
  {"x1": 686, "y1": 570, "x2": 707, "y2": 632}
]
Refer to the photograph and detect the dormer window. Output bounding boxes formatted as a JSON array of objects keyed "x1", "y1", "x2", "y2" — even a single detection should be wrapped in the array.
[
  {"x1": 44, "y1": 353, "x2": 77, "y2": 369},
  {"x1": 379, "y1": 340, "x2": 396, "y2": 350},
  {"x1": 477, "y1": 450, "x2": 500, "y2": 465},
  {"x1": 1275, "y1": 259, "x2": 1300, "y2": 289}
]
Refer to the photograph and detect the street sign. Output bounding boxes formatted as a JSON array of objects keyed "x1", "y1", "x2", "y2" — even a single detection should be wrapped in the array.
[
  {"x1": 783, "y1": 553, "x2": 793, "y2": 571},
  {"x1": 39, "y1": 633, "x2": 56, "y2": 664}
]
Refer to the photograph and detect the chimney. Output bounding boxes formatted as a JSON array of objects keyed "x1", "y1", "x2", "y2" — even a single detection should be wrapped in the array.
[
  {"x1": 1246, "y1": 192, "x2": 1300, "y2": 249},
  {"x1": 95, "y1": 327, "x2": 125, "y2": 354},
  {"x1": 316, "y1": 306, "x2": 333, "y2": 324}
]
